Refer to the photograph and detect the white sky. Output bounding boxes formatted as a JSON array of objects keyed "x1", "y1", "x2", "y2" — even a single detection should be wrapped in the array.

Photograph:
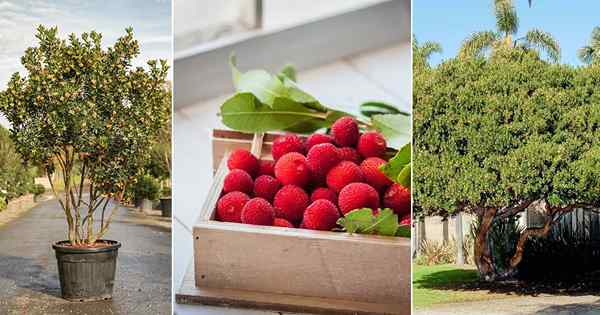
[{"x1": 0, "y1": 0, "x2": 172, "y2": 127}]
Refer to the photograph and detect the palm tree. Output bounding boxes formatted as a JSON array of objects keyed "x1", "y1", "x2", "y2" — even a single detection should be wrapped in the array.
[
  {"x1": 578, "y1": 27, "x2": 600, "y2": 65},
  {"x1": 459, "y1": 0, "x2": 560, "y2": 62},
  {"x1": 413, "y1": 35, "x2": 443, "y2": 66}
]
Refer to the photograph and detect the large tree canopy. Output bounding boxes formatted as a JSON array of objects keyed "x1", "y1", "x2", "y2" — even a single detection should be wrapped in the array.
[
  {"x1": 0, "y1": 26, "x2": 170, "y2": 245},
  {"x1": 414, "y1": 49, "x2": 600, "y2": 279}
]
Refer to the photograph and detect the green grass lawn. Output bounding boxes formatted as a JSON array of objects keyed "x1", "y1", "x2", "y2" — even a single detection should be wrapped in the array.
[{"x1": 413, "y1": 264, "x2": 508, "y2": 309}]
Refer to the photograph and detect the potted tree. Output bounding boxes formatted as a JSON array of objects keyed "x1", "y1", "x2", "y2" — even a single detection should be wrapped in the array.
[{"x1": 0, "y1": 26, "x2": 170, "y2": 301}]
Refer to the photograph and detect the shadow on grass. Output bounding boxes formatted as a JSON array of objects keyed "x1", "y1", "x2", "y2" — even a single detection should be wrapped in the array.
[{"x1": 415, "y1": 266, "x2": 600, "y2": 297}]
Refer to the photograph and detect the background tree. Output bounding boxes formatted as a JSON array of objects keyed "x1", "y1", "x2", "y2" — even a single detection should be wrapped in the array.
[
  {"x1": 413, "y1": 35, "x2": 443, "y2": 70},
  {"x1": 578, "y1": 26, "x2": 600, "y2": 65},
  {"x1": 0, "y1": 125, "x2": 35, "y2": 201},
  {"x1": 0, "y1": 26, "x2": 170, "y2": 245},
  {"x1": 459, "y1": 0, "x2": 560, "y2": 63},
  {"x1": 413, "y1": 49, "x2": 600, "y2": 280}
]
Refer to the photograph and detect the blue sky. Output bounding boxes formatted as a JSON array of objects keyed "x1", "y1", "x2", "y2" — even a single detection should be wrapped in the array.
[
  {"x1": 414, "y1": 1, "x2": 599, "y2": 66},
  {"x1": 0, "y1": 0, "x2": 171, "y2": 126}
]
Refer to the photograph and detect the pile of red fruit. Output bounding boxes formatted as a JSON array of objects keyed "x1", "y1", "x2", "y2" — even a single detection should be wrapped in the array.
[{"x1": 216, "y1": 116, "x2": 411, "y2": 232}]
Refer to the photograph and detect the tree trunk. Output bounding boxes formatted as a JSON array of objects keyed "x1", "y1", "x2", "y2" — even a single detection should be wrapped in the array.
[{"x1": 474, "y1": 208, "x2": 497, "y2": 281}]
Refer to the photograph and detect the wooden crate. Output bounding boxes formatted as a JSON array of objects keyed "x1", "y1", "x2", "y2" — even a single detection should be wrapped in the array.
[{"x1": 176, "y1": 130, "x2": 411, "y2": 315}]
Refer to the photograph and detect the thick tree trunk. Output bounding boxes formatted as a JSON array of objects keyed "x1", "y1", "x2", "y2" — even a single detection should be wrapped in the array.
[
  {"x1": 473, "y1": 207, "x2": 497, "y2": 281},
  {"x1": 509, "y1": 213, "x2": 553, "y2": 268}
]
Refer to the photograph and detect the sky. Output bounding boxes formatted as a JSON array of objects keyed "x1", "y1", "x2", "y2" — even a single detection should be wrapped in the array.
[
  {"x1": 414, "y1": 1, "x2": 599, "y2": 66},
  {"x1": 0, "y1": 0, "x2": 172, "y2": 127}
]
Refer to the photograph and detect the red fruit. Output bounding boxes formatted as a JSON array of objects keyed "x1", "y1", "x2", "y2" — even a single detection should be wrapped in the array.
[
  {"x1": 216, "y1": 192, "x2": 249, "y2": 223},
  {"x1": 338, "y1": 147, "x2": 362, "y2": 164},
  {"x1": 326, "y1": 161, "x2": 364, "y2": 193},
  {"x1": 360, "y1": 157, "x2": 393, "y2": 192},
  {"x1": 384, "y1": 184, "x2": 411, "y2": 216},
  {"x1": 253, "y1": 175, "x2": 281, "y2": 202},
  {"x1": 357, "y1": 131, "x2": 387, "y2": 158},
  {"x1": 223, "y1": 169, "x2": 253, "y2": 194},
  {"x1": 241, "y1": 198, "x2": 275, "y2": 225},
  {"x1": 257, "y1": 159, "x2": 275, "y2": 176},
  {"x1": 274, "y1": 152, "x2": 311, "y2": 187},
  {"x1": 305, "y1": 133, "x2": 334, "y2": 151},
  {"x1": 399, "y1": 214, "x2": 411, "y2": 226},
  {"x1": 303, "y1": 199, "x2": 340, "y2": 231},
  {"x1": 272, "y1": 134, "x2": 305, "y2": 160},
  {"x1": 310, "y1": 187, "x2": 337, "y2": 204},
  {"x1": 338, "y1": 183, "x2": 380, "y2": 214},
  {"x1": 227, "y1": 149, "x2": 259, "y2": 176},
  {"x1": 273, "y1": 185, "x2": 309, "y2": 223},
  {"x1": 331, "y1": 116, "x2": 359, "y2": 147},
  {"x1": 273, "y1": 218, "x2": 294, "y2": 228},
  {"x1": 307, "y1": 143, "x2": 340, "y2": 178}
]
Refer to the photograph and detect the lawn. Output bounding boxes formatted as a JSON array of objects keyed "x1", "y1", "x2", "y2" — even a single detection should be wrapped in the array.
[{"x1": 413, "y1": 264, "x2": 509, "y2": 309}]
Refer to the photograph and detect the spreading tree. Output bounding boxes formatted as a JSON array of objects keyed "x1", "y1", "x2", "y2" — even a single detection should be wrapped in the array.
[
  {"x1": 414, "y1": 49, "x2": 600, "y2": 280},
  {"x1": 0, "y1": 26, "x2": 170, "y2": 245}
]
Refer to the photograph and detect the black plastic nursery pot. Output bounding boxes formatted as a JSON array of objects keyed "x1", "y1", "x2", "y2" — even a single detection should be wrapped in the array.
[
  {"x1": 160, "y1": 197, "x2": 172, "y2": 217},
  {"x1": 52, "y1": 240, "x2": 121, "y2": 302}
]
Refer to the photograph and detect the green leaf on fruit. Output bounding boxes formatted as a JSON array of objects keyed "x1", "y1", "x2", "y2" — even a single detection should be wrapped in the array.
[
  {"x1": 230, "y1": 54, "x2": 287, "y2": 106},
  {"x1": 371, "y1": 114, "x2": 411, "y2": 149},
  {"x1": 395, "y1": 225, "x2": 411, "y2": 237},
  {"x1": 277, "y1": 64, "x2": 297, "y2": 82},
  {"x1": 380, "y1": 143, "x2": 411, "y2": 188},
  {"x1": 336, "y1": 208, "x2": 403, "y2": 237},
  {"x1": 360, "y1": 101, "x2": 409, "y2": 117}
]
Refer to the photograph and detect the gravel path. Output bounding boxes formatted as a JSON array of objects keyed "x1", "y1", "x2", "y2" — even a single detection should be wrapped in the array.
[
  {"x1": 416, "y1": 295, "x2": 600, "y2": 315},
  {"x1": 0, "y1": 198, "x2": 171, "y2": 315}
]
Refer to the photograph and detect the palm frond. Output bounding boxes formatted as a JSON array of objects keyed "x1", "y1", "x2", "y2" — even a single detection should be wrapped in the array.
[
  {"x1": 459, "y1": 31, "x2": 499, "y2": 59},
  {"x1": 524, "y1": 29, "x2": 561, "y2": 63},
  {"x1": 590, "y1": 26, "x2": 600, "y2": 46},
  {"x1": 578, "y1": 46, "x2": 595, "y2": 65},
  {"x1": 413, "y1": 35, "x2": 442, "y2": 64},
  {"x1": 494, "y1": 0, "x2": 519, "y2": 36}
]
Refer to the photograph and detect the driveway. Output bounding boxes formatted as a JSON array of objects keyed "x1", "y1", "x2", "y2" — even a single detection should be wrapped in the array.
[{"x1": 0, "y1": 198, "x2": 172, "y2": 315}]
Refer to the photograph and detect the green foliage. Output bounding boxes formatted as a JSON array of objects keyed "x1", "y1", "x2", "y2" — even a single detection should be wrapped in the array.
[
  {"x1": 160, "y1": 186, "x2": 171, "y2": 198},
  {"x1": 30, "y1": 184, "x2": 46, "y2": 197},
  {"x1": 220, "y1": 58, "x2": 411, "y2": 149},
  {"x1": 128, "y1": 174, "x2": 161, "y2": 201},
  {"x1": 487, "y1": 216, "x2": 523, "y2": 274},
  {"x1": 414, "y1": 50, "x2": 600, "y2": 217},
  {"x1": 336, "y1": 208, "x2": 402, "y2": 237},
  {"x1": 413, "y1": 35, "x2": 443, "y2": 69},
  {"x1": 578, "y1": 26, "x2": 600, "y2": 65},
  {"x1": 360, "y1": 101, "x2": 408, "y2": 117},
  {"x1": 0, "y1": 126, "x2": 35, "y2": 199},
  {"x1": 0, "y1": 26, "x2": 170, "y2": 244},
  {"x1": 380, "y1": 143, "x2": 411, "y2": 188},
  {"x1": 459, "y1": 0, "x2": 560, "y2": 63},
  {"x1": 0, "y1": 196, "x2": 6, "y2": 211}
]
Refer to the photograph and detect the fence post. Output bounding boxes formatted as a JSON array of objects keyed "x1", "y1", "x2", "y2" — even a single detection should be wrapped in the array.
[
  {"x1": 442, "y1": 218, "x2": 449, "y2": 244},
  {"x1": 417, "y1": 217, "x2": 426, "y2": 254},
  {"x1": 455, "y1": 213, "x2": 465, "y2": 265}
]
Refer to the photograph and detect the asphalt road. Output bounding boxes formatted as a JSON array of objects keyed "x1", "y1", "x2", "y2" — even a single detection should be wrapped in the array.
[{"x1": 0, "y1": 198, "x2": 172, "y2": 315}]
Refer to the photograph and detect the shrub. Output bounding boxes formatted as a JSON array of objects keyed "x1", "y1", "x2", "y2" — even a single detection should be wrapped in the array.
[
  {"x1": 0, "y1": 196, "x2": 7, "y2": 212},
  {"x1": 129, "y1": 174, "x2": 161, "y2": 201},
  {"x1": 30, "y1": 184, "x2": 46, "y2": 197},
  {"x1": 161, "y1": 186, "x2": 171, "y2": 198},
  {"x1": 0, "y1": 126, "x2": 35, "y2": 199}
]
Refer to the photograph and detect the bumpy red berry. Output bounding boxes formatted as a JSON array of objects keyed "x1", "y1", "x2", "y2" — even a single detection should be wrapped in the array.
[
  {"x1": 303, "y1": 199, "x2": 340, "y2": 231},
  {"x1": 223, "y1": 169, "x2": 253, "y2": 194},
  {"x1": 305, "y1": 133, "x2": 334, "y2": 151},
  {"x1": 274, "y1": 152, "x2": 311, "y2": 187},
  {"x1": 399, "y1": 213, "x2": 411, "y2": 226},
  {"x1": 338, "y1": 183, "x2": 380, "y2": 214},
  {"x1": 307, "y1": 143, "x2": 340, "y2": 178},
  {"x1": 227, "y1": 149, "x2": 259, "y2": 176},
  {"x1": 216, "y1": 192, "x2": 250, "y2": 223},
  {"x1": 273, "y1": 184, "x2": 309, "y2": 223},
  {"x1": 241, "y1": 198, "x2": 275, "y2": 226},
  {"x1": 273, "y1": 218, "x2": 294, "y2": 228},
  {"x1": 357, "y1": 131, "x2": 387, "y2": 158},
  {"x1": 310, "y1": 187, "x2": 337, "y2": 204},
  {"x1": 272, "y1": 134, "x2": 305, "y2": 160},
  {"x1": 384, "y1": 184, "x2": 411, "y2": 216},
  {"x1": 338, "y1": 147, "x2": 362, "y2": 164},
  {"x1": 360, "y1": 157, "x2": 393, "y2": 192},
  {"x1": 253, "y1": 175, "x2": 281, "y2": 202},
  {"x1": 326, "y1": 161, "x2": 364, "y2": 193},
  {"x1": 331, "y1": 116, "x2": 359, "y2": 147},
  {"x1": 257, "y1": 159, "x2": 275, "y2": 176}
]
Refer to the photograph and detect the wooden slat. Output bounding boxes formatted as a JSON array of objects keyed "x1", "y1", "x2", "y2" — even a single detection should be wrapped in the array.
[{"x1": 177, "y1": 264, "x2": 410, "y2": 315}]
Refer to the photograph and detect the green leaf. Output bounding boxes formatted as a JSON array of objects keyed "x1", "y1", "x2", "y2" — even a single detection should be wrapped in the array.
[
  {"x1": 380, "y1": 143, "x2": 411, "y2": 188},
  {"x1": 371, "y1": 114, "x2": 411, "y2": 149},
  {"x1": 395, "y1": 225, "x2": 411, "y2": 237},
  {"x1": 364, "y1": 208, "x2": 400, "y2": 236},
  {"x1": 220, "y1": 93, "x2": 326, "y2": 132},
  {"x1": 336, "y1": 208, "x2": 400, "y2": 236},
  {"x1": 336, "y1": 208, "x2": 374, "y2": 233},
  {"x1": 277, "y1": 64, "x2": 297, "y2": 82},
  {"x1": 229, "y1": 55, "x2": 287, "y2": 106},
  {"x1": 360, "y1": 101, "x2": 408, "y2": 117},
  {"x1": 281, "y1": 77, "x2": 319, "y2": 105}
]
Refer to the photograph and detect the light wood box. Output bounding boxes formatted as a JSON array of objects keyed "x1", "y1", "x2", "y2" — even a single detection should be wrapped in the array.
[{"x1": 176, "y1": 130, "x2": 411, "y2": 315}]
